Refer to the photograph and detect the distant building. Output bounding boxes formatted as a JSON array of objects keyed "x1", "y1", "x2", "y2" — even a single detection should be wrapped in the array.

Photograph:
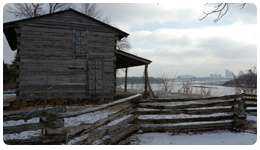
[
  {"x1": 210, "y1": 74, "x2": 214, "y2": 78},
  {"x1": 225, "y1": 70, "x2": 233, "y2": 79},
  {"x1": 218, "y1": 74, "x2": 222, "y2": 78}
]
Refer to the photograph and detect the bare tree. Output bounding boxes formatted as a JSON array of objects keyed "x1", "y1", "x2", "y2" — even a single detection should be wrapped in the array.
[
  {"x1": 157, "y1": 70, "x2": 177, "y2": 93},
  {"x1": 5, "y1": 3, "x2": 74, "y2": 18},
  {"x1": 117, "y1": 38, "x2": 132, "y2": 52},
  {"x1": 233, "y1": 67, "x2": 257, "y2": 95},
  {"x1": 80, "y1": 3, "x2": 112, "y2": 24},
  {"x1": 48, "y1": 3, "x2": 73, "y2": 14},
  {"x1": 178, "y1": 81, "x2": 193, "y2": 94},
  {"x1": 200, "y1": 3, "x2": 246, "y2": 23},
  {"x1": 80, "y1": 3, "x2": 103, "y2": 20}
]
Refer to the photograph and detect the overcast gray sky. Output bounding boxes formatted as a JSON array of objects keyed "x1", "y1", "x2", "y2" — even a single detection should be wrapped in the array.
[{"x1": 2, "y1": 2, "x2": 257, "y2": 78}]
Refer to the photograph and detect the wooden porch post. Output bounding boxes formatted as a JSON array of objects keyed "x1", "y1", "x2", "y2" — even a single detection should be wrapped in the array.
[
  {"x1": 144, "y1": 64, "x2": 148, "y2": 96},
  {"x1": 125, "y1": 68, "x2": 128, "y2": 92}
]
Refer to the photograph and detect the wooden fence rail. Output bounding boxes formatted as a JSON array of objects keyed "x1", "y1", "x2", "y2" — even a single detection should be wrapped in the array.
[
  {"x1": 4, "y1": 94, "x2": 142, "y2": 145},
  {"x1": 132, "y1": 93, "x2": 254, "y2": 133},
  {"x1": 3, "y1": 93, "x2": 256, "y2": 145},
  {"x1": 242, "y1": 94, "x2": 257, "y2": 115}
]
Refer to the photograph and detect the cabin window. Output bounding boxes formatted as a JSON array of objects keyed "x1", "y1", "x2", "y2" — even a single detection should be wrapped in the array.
[
  {"x1": 88, "y1": 59, "x2": 103, "y2": 95},
  {"x1": 73, "y1": 30, "x2": 87, "y2": 57}
]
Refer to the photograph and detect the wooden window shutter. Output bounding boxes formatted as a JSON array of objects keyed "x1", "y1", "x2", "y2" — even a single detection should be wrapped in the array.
[
  {"x1": 73, "y1": 30, "x2": 87, "y2": 57},
  {"x1": 88, "y1": 59, "x2": 103, "y2": 95}
]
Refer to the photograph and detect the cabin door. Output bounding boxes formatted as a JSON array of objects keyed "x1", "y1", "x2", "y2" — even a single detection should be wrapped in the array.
[{"x1": 88, "y1": 59, "x2": 103, "y2": 95}]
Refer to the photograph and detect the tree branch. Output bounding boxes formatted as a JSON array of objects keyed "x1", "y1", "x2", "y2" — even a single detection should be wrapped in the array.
[{"x1": 200, "y1": 3, "x2": 246, "y2": 23}]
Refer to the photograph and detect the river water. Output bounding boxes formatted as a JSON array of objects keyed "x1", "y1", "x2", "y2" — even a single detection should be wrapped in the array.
[{"x1": 121, "y1": 81, "x2": 237, "y2": 96}]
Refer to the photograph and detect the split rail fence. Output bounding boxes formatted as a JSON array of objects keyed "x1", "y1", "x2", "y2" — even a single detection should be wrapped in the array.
[{"x1": 3, "y1": 93, "x2": 256, "y2": 145}]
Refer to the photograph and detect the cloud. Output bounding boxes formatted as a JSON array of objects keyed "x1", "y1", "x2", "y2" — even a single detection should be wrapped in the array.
[
  {"x1": 127, "y1": 23, "x2": 257, "y2": 77},
  {"x1": 97, "y1": 3, "x2": 205, "y2": 31}
]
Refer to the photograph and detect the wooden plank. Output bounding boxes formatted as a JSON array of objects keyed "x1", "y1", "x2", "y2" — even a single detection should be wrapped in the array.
[
  {"x1": 19, "y1": 55, "x2": 73, "y2": 60},
  {"x1": 48, "y1": 104, "x2": 133, "y2": 135},
  {"x1": 88, "y1": 47, "x2": 115, "y2": 53},
  {"x1": 16, "y1": 94, "x2": 113, "y2": 100},
  {"x1": 138, "y1": 101, "x2": 237, "y2": 110},
  {"x1": 18, "y1": 36, "x2": 72, "y2": 43},
  {"x1": 3, "y1": 106, "x2": 66, "y2": 121},
  {"x1": 19, "y1": 85, "x2": 86, "y2": 92},
  {"x1": 17, "y1": 91, "x2": 87, "y2": 99},
  {"x1": 4, "y1": 134, "x2": 67, "y2": 145},
  {"x1": 104, "y1": 67, "x2": 114, "y2": 73},
  {"x1": 88, "y1": 44, "x2": 114, "y2": 49},
  {"x1": 19, "y1": 74, "x2": 85, "y2": 82},
  {"x1": 17, "y1": 43, "x2": 72, "y2": 50},
  {"x1": 89, "y1": 31, "x2": 115, "y2": 37},
  {"x1": 73, "y1": 115, "x2": 137, "y2": 145},
  {"x1": 4, "y1": 119, "x2": 64, "y2": 134},
  {"x1": 135, "y1": 115, "x2": 235, "y2": 124},
  {"x1": 20, "y1": 40, "x2": 72, "y2": 46},
  {"x1": 245, "y1": 104, "x2": 257, "y2": 107},
  {"x1": 135, "y1": 108, "x2": 241, "y2": 115},
  {"x1": 135, "y1": 94, "x2": 242, "y2": 103},
  {"x1": 242, "y1": 94, "x2": 257, "y2": 97},
  {"x1": 26, "y1": 17, "x2": 106, "y2": 28},
  {"x1": 101, "y1": 124, "x2": 139, "y2": 145},
  {"x1": 20, "y1": 70, "x2": 85, "y2": 77},
  {"x1": 20, "y1": 22, "x2": 117, "y2": 34},
  {"x1": 19, "y1": 90, "x2": 86, "y2": 94},
  {"x1": 57, "y1": 94, "x2": 142, "y2": 118},
  {"x1": 20, "y1": 26, "x2": 72, "y2": 33},
  {"x1": 140, "y1": 122, "x2": 233, "y2": 133},
  {"x1": 20, "y1": 64, "x2": 85, "y2": 69},
  {"x1": 18, "y1": 82, "x2": 86, "y2": 86},
  {"x1": 19, "y1": 76, "x2": 85, "y2": 83},
  {"x1": 4, "y1": 123, "x2": 46, "y2": 134},
  {"x1": 242, "y1": 98, "x2": 257, "y2": 102}
]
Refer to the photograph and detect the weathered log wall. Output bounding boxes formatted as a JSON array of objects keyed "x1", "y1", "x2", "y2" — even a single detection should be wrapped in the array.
[{"x1": 12, "y1": 10, "x2": 121, "y2": 108}]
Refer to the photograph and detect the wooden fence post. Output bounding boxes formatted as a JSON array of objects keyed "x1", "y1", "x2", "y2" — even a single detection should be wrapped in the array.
[
  {"x1": 125, "y1": 68, "x2": 128, "y2": 92},
  {"x1": 144, "y1": 64, "x2": 148, "y2": 97}
]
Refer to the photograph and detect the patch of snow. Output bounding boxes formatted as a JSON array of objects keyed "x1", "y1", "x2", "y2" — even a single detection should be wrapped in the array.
[
  {"x1": 101, "y1": 135, "x2": 111, "y2": 140},
  {"x1": 3, "y1": 117, "x2": 40, "y2": 127},
  {"x1": 247, "y1": 115, "x2": 257, "y2": 122},
  {"x1": 3, "y1": 93, "x2": 16, "y2": 97},
  {"x1": 93, "y1": 139, "x2": 103, "y2": 145},
  {"x1": 66, "y1": 105, "x2": 94, "y2": 109},
  {"x1": 247, "y1": 107, "x2": 257, "y2": 110},
  {"x1": 139, "y1": 113, "x2": 230, "y2": 119},
  {"x1": 3, "y1": 129, "x2": 43, "y2": 141},
  {"x1": 141, "y1": 120, "x2": 233, "y2": 127},
  {"x1": 67, "y1": 133, "x2": 89, "y2": 145},
  {"x1": 183, "y1": 106, "x2": 231, "y2": 110},
  {"x1": 106, "y1": 115, "x2": 132, "y2": 126},
  {"x1": 126, "y1": 130, "x2": 257, "y2": 145},
  {"x1": 64, "y1": 110, "x2": 114, "y2": 127}
]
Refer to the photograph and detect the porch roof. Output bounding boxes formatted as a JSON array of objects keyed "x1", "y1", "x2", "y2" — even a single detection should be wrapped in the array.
[{"x1": 116, "y1": 50, "x2": 152, "y2": 69}]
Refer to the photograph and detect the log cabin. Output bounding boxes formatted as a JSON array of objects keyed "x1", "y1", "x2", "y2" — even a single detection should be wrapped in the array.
[{"x1": 3, "y1": 8, "x2": 151, "y2": 108}]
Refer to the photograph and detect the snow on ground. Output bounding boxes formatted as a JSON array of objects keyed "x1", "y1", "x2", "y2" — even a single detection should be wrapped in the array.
[
  {"x1": 3, "y1": 117, "x2": 40, "y2": 127},
  {"x1": 120, "y1": 115, "x2": 257, "y2": 145},
  {"x1": 64, "y1": 110, "x2": 114, "y2": 127},
  {"x1": 124, "y1": 130, "x2": 257, "y2": 145},
  {"x1": 3, "y1": 129, "x2": 43, "y2": 141},
  {"x1": 3, "y1": 93, "x2": 16, "y2": 98}
]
